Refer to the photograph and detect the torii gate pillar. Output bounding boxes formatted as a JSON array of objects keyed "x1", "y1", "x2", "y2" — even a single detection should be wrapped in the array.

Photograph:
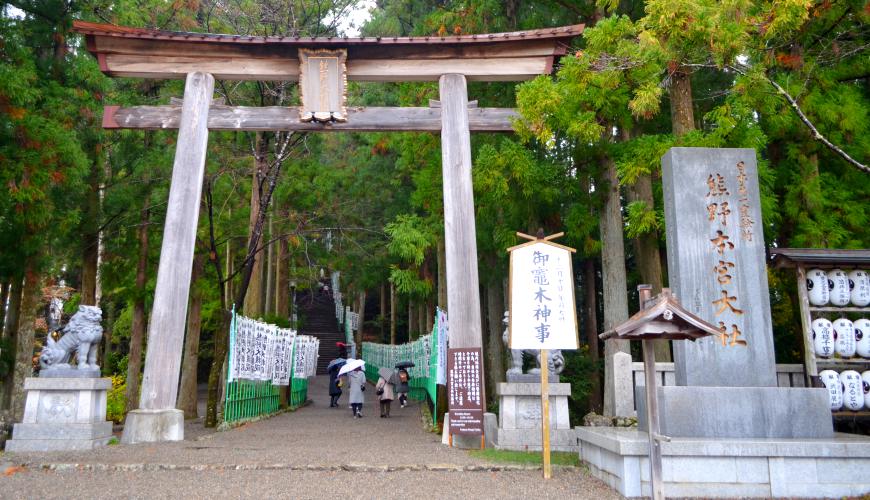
[
  {"x1": 439, "y1": 74, "x2": 485, "y2": 448},
  {"x1": 122, "y1": 72, "x2": 214, "y2": 444}
]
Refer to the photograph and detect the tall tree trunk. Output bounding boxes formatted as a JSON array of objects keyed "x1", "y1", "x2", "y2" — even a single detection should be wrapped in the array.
[
  {"x1": 205, "y1": 309, "x2": 230, "y2": 427},
  {"x1": 425, "y1": 299, "x2": 434, "y2": 334},
  {"x1": 390, "y1": 282, "x2": 396, "y2": 345},
  {"x1": 600, "y1": 156, "x2": 631, "y2": 417},
  {"x1": 276, "y1": 236, "x2": 289, "y2": 319},
  {"x1": 408, "y1": 300, "x2": 416, "y2": 340},
  {"x1": 265, "y1": 214, "x2": 274, "y2": 316},
  {"x1": 669, "y1": 70, "x2": 695, "y2": 136},
  {"x1": 243, "y1": 132, "x2": 268, "y2": 317},
  {"x1": 437, "y1": 237, "x2": 447, "y2": 309},
  {"x1": 355, "y1": 290, "x2": 366, "y2": 346},
  {"x1": 0, "y1": 281, "x2": 9, "y2": 339},
  {"x1": 626, "y1": 175, "x2": 670, "y2": 362},
  {"x1": 12, "y1": 261, "x2": 40, "y2": 421},
  {"x1": 417, "y1": 302, "x2": 426, "y2": 336},
  {"x1": 1, "y1": 277, "x2": 22, "y2": 410},
  {"x1": 379, "y1": 284, "x2": 386, "y2": 342},
  {"x1": 101, "y1": 301, "x2": 115, "y2": 367},
  {"x1": 125, "y1": 198, "x2": 150, "y2": 413},
  {"x1": 178, "y1": 254, "x2": 204, "y2": 419},
  {"x1": 584, "y1": 259, "x2": 603, "y2": 413},
  {"x1": 80, "y1": 160, "x2": 101, "y2": 306},
  {"x1": 485, "y1": 280, "x2": 506, "y2": 408}
]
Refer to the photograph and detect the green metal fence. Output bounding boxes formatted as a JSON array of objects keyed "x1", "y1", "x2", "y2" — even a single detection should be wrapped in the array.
[
  {"x1": 289, "y1": 378, "x2": 308, "y2": 408},
  {"x1": 362, "y1": 312, "x2": 441, "y2": 423}
]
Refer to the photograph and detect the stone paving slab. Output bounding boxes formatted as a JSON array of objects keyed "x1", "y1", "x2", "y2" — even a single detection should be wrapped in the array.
[
  {"x1": 0, "y1": 468, "x2": 623, "y2": 499},
  {"x1": 0, "y1": 375, "x2": 623, "y2": 498}
]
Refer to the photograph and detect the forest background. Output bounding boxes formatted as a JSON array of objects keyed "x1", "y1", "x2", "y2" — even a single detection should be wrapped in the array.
[{"x1": 1, "y1": 0, "x2": 868, "y2": 429}]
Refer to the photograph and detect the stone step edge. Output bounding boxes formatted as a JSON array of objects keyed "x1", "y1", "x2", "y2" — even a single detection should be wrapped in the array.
[{"x1": 7, "y1": 462, "x2": 578, "y2": 473}]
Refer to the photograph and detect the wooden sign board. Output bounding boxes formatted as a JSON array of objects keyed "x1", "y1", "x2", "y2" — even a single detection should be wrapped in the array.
[
  {"x1": 298, "y1": 48, "x2": 347, "y2": 123},
  {"x1": 447, "y1": 347, "x2": 484, "y2": 435},
  {"x1": 508, "y1": 240, "x2": 579, "y2": 350}
]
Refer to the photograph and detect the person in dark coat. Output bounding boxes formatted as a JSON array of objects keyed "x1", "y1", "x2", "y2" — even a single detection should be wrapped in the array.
[
  {"x1": 327, "y1": 361, "x2": 343, "y2": 407},
  {"x1": 394, "y1": 369, "x2": 410, "y2": 408}
]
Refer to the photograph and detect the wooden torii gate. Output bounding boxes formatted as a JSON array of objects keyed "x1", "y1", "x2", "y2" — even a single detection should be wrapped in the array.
[{"x1": 73, "y1": 20, "x2": 583, "y2": 444}]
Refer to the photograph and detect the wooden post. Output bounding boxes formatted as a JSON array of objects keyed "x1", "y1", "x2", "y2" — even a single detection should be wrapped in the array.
[
  {"x1": 438, "y1": 73, "x2": 483, "y2": 351},
  {"x1": 638, "y1": 285, "x2": 664, "y2": 500},
  {"x1": 127, "y1": 72, "x2": 214, "y2": 442},
  {"x1": 540, "y1": 348, "x2": 552, "y2": 479}
]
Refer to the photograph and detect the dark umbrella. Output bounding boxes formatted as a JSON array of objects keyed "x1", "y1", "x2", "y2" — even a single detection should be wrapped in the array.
[
  {"x1": 394, "y1": 361, "x2": 415, "y2": 369},
  {"x1": 327, "y1": 358, "x2": 346, "y2": 373}
]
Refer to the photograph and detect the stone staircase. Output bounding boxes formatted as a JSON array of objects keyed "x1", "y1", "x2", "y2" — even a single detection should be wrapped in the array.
[{"x1": 296, "y1": 288, "x2": 344, "y2": 375}]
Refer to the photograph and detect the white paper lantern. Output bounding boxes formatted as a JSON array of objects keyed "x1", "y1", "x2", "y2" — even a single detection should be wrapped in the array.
[
  {"x1": 850, "y1": 270, "x2": 870, "y2": 307},
  {"x1": 812, "y1": 318, "x2": 835, "y2": 358},
  {"x1": 829, "y1": 269, "x2": 851, "y2": 307},
  {"x1": 819, "y1": 370, "x2": 843, "y2": 411},
  {"x1": 807, "y1": 269, "x2": 830, "y2": 306},
  {"x1": 862, "y1": 371, "x2": 870, "y2": 410},
  {"x1": 855, "y1": 319, "x2": 870, "y2": 358},
  {"x1": 841, "y1": 370, "x2": 864, "y2": 411},
  {"x1": 833, "y1": 318, "x2": 856, "y2": 358}
]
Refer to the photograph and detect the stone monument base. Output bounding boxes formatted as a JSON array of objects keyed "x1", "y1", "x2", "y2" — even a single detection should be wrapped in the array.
[
  {"x1": 496, "y1": 382, "x2": 577, "y2": 452},
  {"x1": 636, "y1": 386, "x2": 834, "y2": 439},
  {"x1": 121, "y1": 408, "x2": 184, "y2": 444},
  {"x1": 5, "y1": 377, "x2": 112, "y2": 452},
  {"x1": 577, "y1": 427, "x2": 870, "y2": 498}
]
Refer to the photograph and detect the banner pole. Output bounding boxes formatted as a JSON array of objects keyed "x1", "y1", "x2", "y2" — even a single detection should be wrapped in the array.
[{"x1": 541, "y1": 348, "x2": 551, "y2": 479}]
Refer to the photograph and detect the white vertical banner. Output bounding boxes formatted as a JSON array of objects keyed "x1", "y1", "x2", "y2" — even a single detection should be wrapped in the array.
[
  {"x1": 508, "y1": 239, "x2": 579, "y2": 350},
  {"x1": 436, "y1": 308, "x2": 448, "y2": 384}
]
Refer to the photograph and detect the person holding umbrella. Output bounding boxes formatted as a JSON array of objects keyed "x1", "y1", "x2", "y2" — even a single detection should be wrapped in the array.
[
  {"x1": 394, "y1": 361, "x2": 414, "y2": 408},
  {"x1": 375, "y1": 367, "x2": 396, "y2": 418},
  {"x1": 338, "y1": 359, "x2": 366, "y2": 418},
  {"x1": 326, "y1": 357, "x2": 346, "y2": 408}
]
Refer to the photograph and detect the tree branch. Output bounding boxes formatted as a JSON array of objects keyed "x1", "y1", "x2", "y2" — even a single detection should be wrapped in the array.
[{"x1": 730, "y1": 65, "x2": 869, "y2": 175}]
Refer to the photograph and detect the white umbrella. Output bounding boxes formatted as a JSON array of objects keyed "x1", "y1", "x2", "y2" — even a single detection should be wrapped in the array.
[{"x1": 338, "y1": 358, "x2": 365, "y2": 376}]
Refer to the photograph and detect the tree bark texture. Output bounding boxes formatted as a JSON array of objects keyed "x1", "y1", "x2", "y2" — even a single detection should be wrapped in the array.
[
  {"x1": 380, "y1": 284, "x2": 386, "y2": 341},
  {"x1": 12, "y1": 261, "x2": 40, "y2": 422},
  {"x1": 437, "y1": 237, "x2": 447, "y2": 310},
  {"x1": 125, "y1": 198, "x2": 150, "y2": 413},
  {"x1": 485, "y1": 281, "x2": 506, "y2": 407},
  {"x1": 276, "y1": 236, "x2": 289, "y2": 319},
  {"x1": 626, "y1": 174, "x2": 671, "y2": 362},
  {"x1": 265, "y1": 214, "x2": 274, "y2": 316},
  {"x1": 205, "y1": 309, "x2": 230, "y2": 427},
  {"x1": 669, "y1": 70, "x2": 695, "y2": 136},
  {"x1": 583, "y1": 259, "x2": 603, "y2": 413},
  {"x1": 1, "y1": 277, "x2": 22, "y2": 410},
  {"x1": 178, "y1": 253, "x2": 204, "y2": 419},
  {"x1": 0, "y1": 281, "x2": 10, "y2": 339},
  {"x1": 600, "y1": 156, "x2": 631, "y2": 417},
  {"x1": 390, "y1": 282, "x2": 396, "y2": 345},
  {"x1": 242, "y1": 132, "x2": 268, "y2": 317},
  {"x1": 407, "y1": 300, "x2": 416, "y2": 340},
  {"x1": 80, "y1": 161, "x2": 101, "y2": 306}
]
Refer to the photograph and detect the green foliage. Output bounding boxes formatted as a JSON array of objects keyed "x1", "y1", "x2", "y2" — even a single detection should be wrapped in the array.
[{"x1": 106, "y1": 374, "x2": 127, "y2": 424}]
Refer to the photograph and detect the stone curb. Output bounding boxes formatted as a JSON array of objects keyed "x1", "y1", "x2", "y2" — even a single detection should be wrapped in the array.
[{"x1": 8, "y1": 462, "x2": 574, "y2": 473}]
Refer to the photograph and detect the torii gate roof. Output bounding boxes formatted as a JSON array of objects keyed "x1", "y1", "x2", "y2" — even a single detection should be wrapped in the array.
[{"x1": 73, "y1": 20, "x2": 583, "y2": 82}]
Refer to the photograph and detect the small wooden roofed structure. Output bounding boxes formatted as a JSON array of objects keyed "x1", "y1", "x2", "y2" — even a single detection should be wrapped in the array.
[
  {"x1": 73, "y1": 20, "x2": 583, "y2": 82},
  {"x1": 770, "y1": 247, "x2": 870, "y2": 268},
  {"x1": 600, "y1": 288, "x2": 720, "y2": 341}
]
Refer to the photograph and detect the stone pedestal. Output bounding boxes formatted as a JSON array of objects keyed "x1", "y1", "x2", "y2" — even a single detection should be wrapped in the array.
[
  {"x1": 496, "y1": 382, "x2": 576, "y2": 452},
  {"x1": 577, "y1": 427, "x2": 870, "y2": 498},
  {"x1": 636, "y1": 386, "x2": 834, "y2": 439},
  {"x1": 121, "y1": 409, "x2": 184, "y2": 444},
  {"x1": 5, "y1": 377, "x2": 112, "y2": 452}
]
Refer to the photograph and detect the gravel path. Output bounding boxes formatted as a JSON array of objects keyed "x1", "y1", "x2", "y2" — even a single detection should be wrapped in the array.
[{"x1": 0, "y1": 375, "x2": 623, "y2": 499}]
